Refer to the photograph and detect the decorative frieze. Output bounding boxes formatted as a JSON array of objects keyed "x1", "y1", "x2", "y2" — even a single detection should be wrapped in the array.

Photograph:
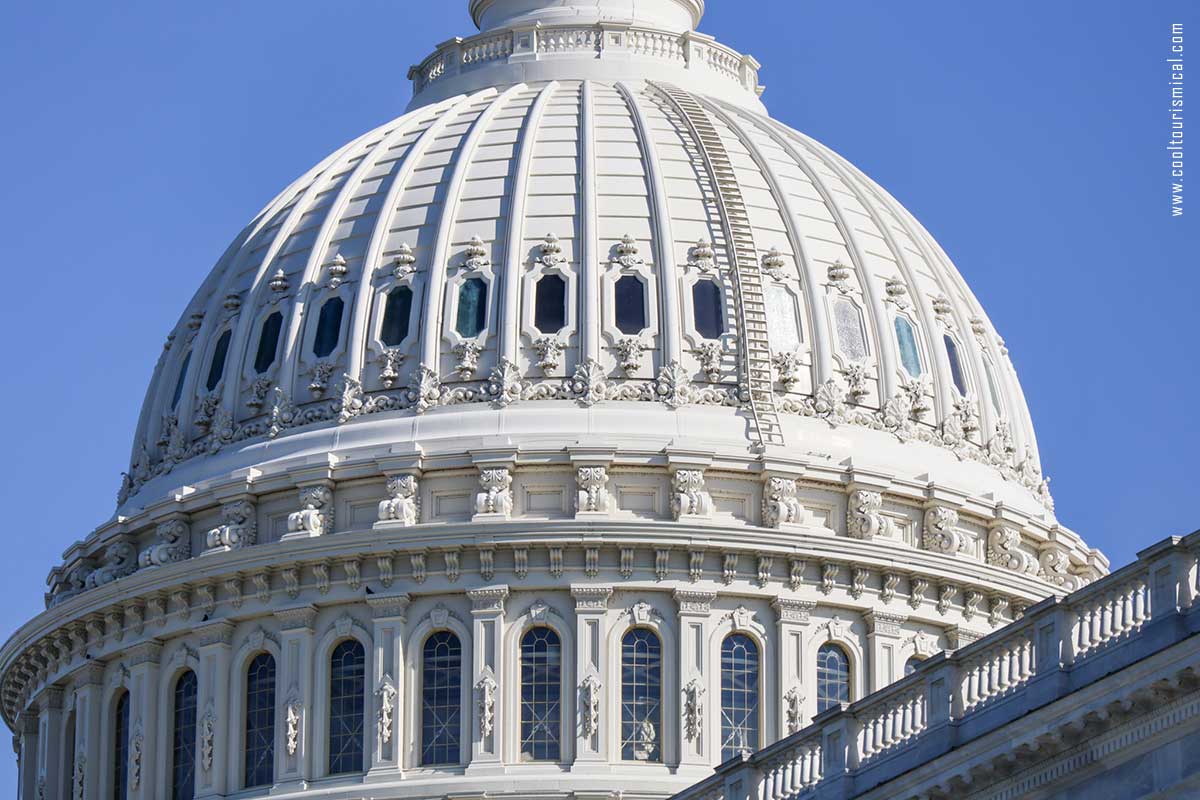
[{"x1": 772, "y1": 598, "x2": 815, "y2": 624}]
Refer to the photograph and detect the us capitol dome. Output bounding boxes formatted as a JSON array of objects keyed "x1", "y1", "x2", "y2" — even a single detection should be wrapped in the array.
[{"x1": 3, "y1": 2, "x2": 1107, "y2": 798}]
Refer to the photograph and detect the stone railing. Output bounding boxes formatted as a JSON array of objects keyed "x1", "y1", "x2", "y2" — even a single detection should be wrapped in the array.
[{"x1": 671, "y1": 532, "x2": 1200, "y2": 800}]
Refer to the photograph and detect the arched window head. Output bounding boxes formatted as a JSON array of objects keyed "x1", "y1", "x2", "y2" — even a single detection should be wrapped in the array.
[
  {"x1": 254, "y1": 311, "x2": 284, "y2": 374},
  {"x1": 533, "y1": 274, "x2": 567, "y2": 334},
  {"x1": 615, "y1": 274, "x2": 648, "y2": 335},
  {"x1": 421, "y1": 631, "x2": 462, "y2": 766},
  {"x1": 244, "y1": 653, "x2": 276, "y2": 788},
  {"x1": 894, "y1": 316, "x2": 922, "y2": 378},
  {"x1": 380, "y1": 286, "x2": 414, "y2": 347},
  {"x1": 620, "y1": 628, "x2": 662, "y2": 762},
  {"x1": 172, "y1": 670, "x2": 198, "y2": 800},
  {"x1": 113, "y1": 690, "x2": 130, "y2": 799},
  {"x1": 816, "y1": 644, "x2": 850, "y2": 713},
  {"x1": 205, "y1": 329, "x2": 232, "y2": 392},
  {"x1": 692, "y1": 279, "x2": 725, "y2": 340},
  {"x1": 520, "y1": 627, "x2": 562, "y2": 761},
  {"x1": 456, "y1": 278, "x2": 488, "y2": 338},
  {"x1": 904, "y1": 656, "x2": 924, "y2": 677},
  {"x1": 328, "y1": 639, "x2": 366, "y2": 775},
  {"x1": 834, "y1": 298, "x2": 868, "y2": 362},
  {"x1": 720, "y1": 634, "x2": 761, "y2": 761},
  {"x1": 170, "y1": 351, "x2": 192, "y2": 411},
  {"x1": 944, "y1": 334, "x2": 968, "y2": 396},
  {"x1": 313, "y1": 296, "x2": 345, "y2": 358}
]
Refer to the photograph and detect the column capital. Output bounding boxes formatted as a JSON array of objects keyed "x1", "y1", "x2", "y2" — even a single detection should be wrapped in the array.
[
  {"x1": 468, "y1": 585, "x2": 510, "y2": 613},
  {"x1": 367, "y1": 593, "x2": 411, "y2": 620},
  {"x1": 571, "y1": 585, "x2": 613, "y2": 611},
  {"x1": 125, "y1": 640, "x2": 164, "y2": 667},
  {"x1": 863, "y1": 610, "x2": 907, "y2": 638},
  {"x1": 772, "y1": 597, "x2": 816, "y2": 624},
  {"x1": 673, "y1": 588, "x2": 716, "y2": 616},
  {"x1": 195, "y1": 620, "x2": 236, "y2": 648},
  {"x1": 275, "y1": 605, "x2": 319, "y2": 632}
]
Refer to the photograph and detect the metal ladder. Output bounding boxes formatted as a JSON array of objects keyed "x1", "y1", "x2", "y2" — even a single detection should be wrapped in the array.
[{"x1": 652, "y1": 82, "x2": 785, "y2": 450}]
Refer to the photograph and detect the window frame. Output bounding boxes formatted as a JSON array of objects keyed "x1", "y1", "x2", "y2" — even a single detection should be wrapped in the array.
[
  {"x1": 718, "y1": 632, "x2": 762, "y2": 761},
  {"x1": 416, "y1": 628, "x2": 468, "y2": 768},
  {"x1": 368, "y1": 266, "x2": 425, "y2": 379},
  {"x1": 601, "y1": 249, "x2": 660, "y2": 368},
  {"x1": 517, "y1": 626, "x2": 564, "y2": 762},
  {"x1": 325, "y1": 638, "x2": 368, "y2": 777}
]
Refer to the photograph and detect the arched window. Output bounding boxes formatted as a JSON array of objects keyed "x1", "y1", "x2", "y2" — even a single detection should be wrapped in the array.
[
  {"x1": 421, "y1": 631, "x2": 462, "y2": 766},
  {"x1": 313, "y1": 296, "x2": 345, "y2": 358},
  {"x1": 720, "y1": 634, "x2": 760, "y2": 760},
  {"x1": 944, "y1": 334, "x2": 967, "y2": 396},
  {"x1": 894, "y1": 316, "x2": 922, "y2": 378},
  {"x1": 112, "y1": 690, "x2": 130, "y2": 800},
  {"x1": 205, "y1": 329, "x2": 232, "y2": 391},
  {"x1": 380, "y1": 286, "x2": 414, "y2": 347},
  {"x1": 456, "y1": 278, "x2": 488, "y2": 338},
  {"x1": 533, "y1": 275, "x2": 567, "y2": 334},
  {"x1": 614, "y1": 274, "x2": 648, "y2": 334},
  {"x1": 519, "y1": 627, "x2": 562, "y2": 761},
  {"x1": 833, "y1": 299, "x2": 868, "y2": 362},
  {"x1": 692, "y1": 280, "x2": 725, "y2": 339},
  {"x1": 620, "y1": 628, "x2": 662, "y2": 762},
  {"x1": 904, "y1": 656, "x2": 924, "y2": 677},
  {"x1": 254, "y1": 311, "x2": 284, "y2": 374},
  {"x1": 244, "y1": 653, "x2": 276, "y2": 788},
  {"x1": 172, "y1": 670, "x2": 197, "y2": 800},
  {"x1": 328, "y1": 639, "x2": 366, "y2": 775},
  {"x1": 816, "y1": 644, "x2": 850, "y2": 713},
  {"x1": 170, "y1": 351, "x2": 192, "y2": 410}
]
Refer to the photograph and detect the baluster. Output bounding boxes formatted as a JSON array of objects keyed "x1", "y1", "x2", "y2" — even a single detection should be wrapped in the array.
[
  {"x1": 998, "y1": 645, "x2": 1010, "y2": 690},
  {"x1": 773, "y1": 761, "x2": 785, "y2": 800},
  {"x1": 988, "y1": 650, "x2": 1000, "y2": 697}
]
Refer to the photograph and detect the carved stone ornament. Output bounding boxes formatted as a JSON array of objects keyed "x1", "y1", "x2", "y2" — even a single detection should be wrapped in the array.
[
  {"x1": 337, "y1": 375, "x2": 364, "y2": 424},
  {"x1": 615, "y1": 337, "x2": 648, "y2": 376},
  {"x1": 206, "y1": 499, "x2": 256, "y2": 551},
  {"x1": 580, "y1": 674, "x2": 602, "y2": 738},
  {"x1": 378, "y1": 474, "x2": 420, "y2": 526},
  {"x1": 286, "y1": 699, "x2": 301, "y2": 756},
  {"x1": 682, "y1": 678, "x2": 705, "y2": 742},
  {"x1": 129, "y1": 723, "x2": 144, "y2": 789},
  {"x1": 392, "y1": 241, "x2": 418, "y2": 278},
  {"x1": 671, "y1": 469, "x2": 713, "y2": 520},
  {"x1": 842, "y1": 361, "x2": 869, "y2": 404},
  {"x1": 630, "y1": 600, "x2": 659, "y2": 625},
  {"x1": 922, "y1": 506, "x2": 961, "y2": 554},
  {"x1": 73, "y1": 753, "x2": 85, "y2": 800},
  {"x1": 773, "y1": 350, "x2": 804, "y2": 391},
  {"x1": 909, "y1": 630, "x2": 939, "y2": 658},
  {"x1": 762, "y1": 476, "x2": 802, "y2": 528},
  {"x1": 576, "y1": 466, "x2": 612, "y2": 513},
  {"x1": 987, "y1": 526, "x2": 1036, "y2": 574},
  {"x1": 568, "y1": 358, "x2": 607, "y2": 406},
  {"x1": 688, "y1": 238, "x2": 715, "y2": 272},
  {"x1": 931, "y1": 294, "x2": 953, "y2": 325},
  {"x1": 268, "y1": 268, "x2": 289, "y2": 293},
  {"x1": 140, "y1": 518, "x2": 191, "y2": 567},
  {"x1": 847, "y1": 489, "x2": 893, "y2": 540},
  {"x1": 760, "y1": 247, "x2": 787, "y2": 281},
  {"x1": 820, "y1": 562, "x2": 838, "y2": 595},
  {"x1": 476, "y1": 671, "x2": 498, "y2": 739},
  {"x1": 453, "y1": 341, "x2": 484, "y2": 380},
  {"x1": 1038, "y1": 547, "x2": 1082, "y2": 592},
  {"x1": 532, "y1": 336, "x2": 566, "y2": 373},
  {"x1": 378, "y1": 347, "x2": 405, "y2": 389},
  {"x1": 486, "y1": 357, "x2": 524, "y2": 407},
  {"x1": 288, "y1": 486, "x2": 332, "y2": 537},
  {"x1": 909, "y1": 577, "x2": 930, "y2": 610},
  {"x1": 827, "y1": 260, "x2": 852, "y2": 292},
  {"x1": 822, "y1": 615, "x2": 850, "y2": 641},
  {"x1": 462, "y1": 235, "x2": 491, "y2": 270},
  {"x1": 784, "y1": 687, "x2": 805, "y2": 734},
  {"x1": 612, "y1": 233, "x2": 644, "y2": 268},
  {"x1": 408, "y1": 364, "x2": 442, "y2": 414},
  {"x1": 538, "y1": 232, "x2": 566, "y2": 266},
  {"x1": 884, "y1": 276, "x2": 910, "y2": 308},
  {"x1": 475, "y1": 467, "x2": 513, "y2": 517},
  {"x1": 308, "y1": 360, "x2": 336, "y2": 398},
  {"x1": 325, "y1": 252, "x2": 348, "y2": 288},
  {"x1": 694, "y1": 341, "x2": 724, "y2": 383},
  {"x1": 377, "y1": 674, "x2": 397, "y2": 745},
  {"x1": 85, "y1": 542, "x2": 137, "y2": 589}
]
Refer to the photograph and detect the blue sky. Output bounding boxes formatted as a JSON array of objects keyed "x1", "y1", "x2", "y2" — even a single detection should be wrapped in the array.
[{"x1": 0, "y1": 0, "x2": 1196, "y2": 784}]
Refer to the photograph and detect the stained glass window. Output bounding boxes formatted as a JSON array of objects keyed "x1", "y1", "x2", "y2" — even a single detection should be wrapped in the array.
[
  {"x1": 693, "y1": 280, "x2": 725, "y2": 340},
  {"x1": 455, "y1": 278, "x2": 488, "y2": 338},
  {"x1": 833, "y1": 299, "x2": 868, "y2": 362},
  {"x1": 244, "y1": 653, "x2": 276, "y2": 788},
  {"x1": 620, "y1": 628, "x2": 662, "y2": 762},
  {"x1": 765, "y1": 284, "x2": 801, "y2": 353},
  {"x1": 113, "y1": 690, "x2": 130, "y2": 800},
  {"x1": 170, "y1": 351, "x2": 192, "y2": 410},
  {"x1": 534, "y1": 275, "x2": 567, "y2": 334},
  {"x1": 381, "y1": 286, "x2": 414, "y2": 347},
  {"x1": 894, "y1": 316, "x2": 922, "y2": 378},
  {"x1": 944, "y1": 335, "x2": 967, "y2": 396},
  {"x1": 328, "y1": 640, "x2": 365, "y2": 775},
  {"x1": 254, "y1": 312, "x2": 284, "y2": 374},
  {"x1": 615, "y1": 275, "x2": 648, "y2": 334},
  {"x1": 720, "y1": 634, "x2": 760, "y2": 761},
  {"x1": 172, "y1": 670, "x2": 197, "y2": 800},
  {"x1": 205, "y1": 330, "x2": 232, "y2": 392},
  {"x1": 519, "y1": 627, "x2": 562, "y2": 761},
  {"x1": 816, "y1": 644, "x2": 850, "y2": 713},
  {"x1": 422, "y1": 631, "x2": 462, "y2": 766},
  {"x1": 313, "y1": 296, "x2": 345, "y2": 358}
]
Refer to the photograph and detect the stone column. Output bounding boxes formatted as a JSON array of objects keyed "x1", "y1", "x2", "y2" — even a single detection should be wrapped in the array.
[
  {"x1": 367, "y1": 593, "x2": 410, "y2": 776},
  {"x1": 571, "y1": 585, "x2": 612, "y2": 768},
  {"x1": 674, "y1": 589, "x2": 715, "y2": 767},
  {"x1": 466, "y1": 585, "x2": 508, "y2": 773},
  {"x1": 194, "y1": 620, "x2": 234, "y2": 799},
  {"x1": 70, "y1": 663, "x2": 104, "y2": 800},
  {"x1": 125, "y1": 641, "x2": 163, "y2": 800},
  {"x1": 275, "y1": 605, "x2": 318, "y2": 788},
  {"x1": 772, "y1": 599, "x2": 814, "y2": 738},
  {"x1": 17, "y1": 712, "x2": 38, "y2": 800},
  {"x1": 36, "y1": 687, "x2": 65, "y2": 800},
  {"x1": 863, "y1": 611, "x2": 906, "y2": 692}
]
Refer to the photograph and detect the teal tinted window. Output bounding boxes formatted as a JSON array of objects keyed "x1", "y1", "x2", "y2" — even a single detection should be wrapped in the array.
[
  {"x1": 894, "y1": 317, "x2": 922, "y2": 377},
  {"x1": 205, "y1": 329, "x2": 232, "y2": 391},
  {"x1": 381, "y1": 287, "x2": 413, "y2": 347},
  {"x1": 944, "y1": 335, "x2": 967, "y2": 395},
  {"x1": 456, "y1": 278, "x2": 487, "y2": 338},
  {"x1": 313, "y1": 297, "x2": 345, "y2": 358},
  {"x1": 254, "y1": 312, "x2": 283, "y2": 374}
]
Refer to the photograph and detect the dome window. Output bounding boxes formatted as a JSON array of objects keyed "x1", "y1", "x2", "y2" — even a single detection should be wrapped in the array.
[
  {"x1": 421, "y1": 631, "x2": 463, "y2": 766},
  {"x1": 328, "y1": 639, "x2": 366, "y2": 775},
  {"x1": 615, "y1": 274, "x2": 648, "y2": 334},
  {"x1": 381, "y1": 286, "x2": 414, "y2": 347},
  {"x1": 254, "y1": 312, "x2": 284, "y2": 374},
  {"x1": 533, "y1": 274, "x2": 567, "y2": 334},
  {"x1": 205, "y1": 329, "x2": 232, "y2": 391},
  {"x1": 170, "y1": 351, "x2": 192, "y2": 411},
  {"x1": 833, "y1": 299, "x2": 868, "y2": 362},
  {"x1": 944, "y1": 335, "x2": 968, "y2": 396},
  {"x1": 172, "y1": 670, "x2": 197, "y2": 798},
  {"x1": 519, "y1": 627, "x2": 563, "y2": 761},
  {"x1": 112, "y1": 690, "x2": 130, "y2": 799},
  {"x1": 692, "y1": 279, "x2": 725, "y2": 340},
  {"x1": 816, "y1": 643, "x2": 851, "y2": 713},
  {"x1": 244, "y1": 653, "x2": 277, "y2": 787},
  {"x1": 894, "y1": 316, "x2": 922, "y2": 377},
  {"x1": 765, "y1": 283, "x2": 801, "y2": 353},
  {"x1": 455, "y1": 277, "x2": 488, "y2": 338},
  {"x1": 313, "y1": 296, "x2": 345, "y2": 358},
  {"x1": 720, "y1": 633, "x2": 761, "y2": 761},
  {"x1": 620, "y1": 628, "x2": 663, "y2": 762}
]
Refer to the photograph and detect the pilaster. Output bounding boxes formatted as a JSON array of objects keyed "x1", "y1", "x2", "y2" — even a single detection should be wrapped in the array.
[
  {"x1": 466, "y1": 585, "x2": 508, "y2": 772},
  {"x1": 17, "y1": 712, "x2": 38, "y2": 800},
  {"x1": 194, "y1": 620, "x2": 234, "y2": 799},
  {"x1": 570, "y1": 585, "x2": 612, "y2": 768},
  {"x1": 772, "y1": 598, "x2": 814, "y2": 737},
  {"x1": 36, "y1": 687, "x2": 65, "y2": 800},
  {"x1": 274, "y1": 605, "x2": 318, "y2": 787},
  {"x1": 70, "y1": 662, "x2": 104, "y2": 800},
  {"x1": 863, "y1": 611, "x2": 906, "y2": 692},
  {"x1": 125, "y1": 641, "x2": 163, "y2": 800},
  {"x1": 673, "y1": 588, "x2": 715, "y2": 766},
  {"x1": 367, "y1": 594, "x2": 410, "y2": 776}
]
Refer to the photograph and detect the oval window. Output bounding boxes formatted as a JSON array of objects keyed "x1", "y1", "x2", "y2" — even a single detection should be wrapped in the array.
[
  {"x1": 205, "y1": 329, "x2": 232, "y2": 391},
  {"x1": 313, "y1": 297, "x2": 345, "y2": 358},
  {"x1": 692, "y1": 280, "x2": 725, "y2": 340},
  {"x1": 456, "y1": 278, "x2": 488, "y2": 338},
  {"x1": 254, "y1": 312, "x2": 284, "y2": 374},
  {"x1": 381, "y1": 286, "x2": 414, "y2": 347},
  {"x1": 533, "y1": 274, "x2": 567, "y2": 334},
  {"x1": 614, "y1": 275, "x2": 647, "y2": 335}
]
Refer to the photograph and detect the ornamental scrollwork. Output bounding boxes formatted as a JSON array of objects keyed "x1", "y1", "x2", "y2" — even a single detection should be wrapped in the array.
[
  {"x1": 611, "y1": 234, "x2": 644, "y2": 269},
  {"x1": 576, "y1": 466, "x2": 611, "y2": 513},
  {"x1": 682, "y1": 678, "x2": 705, "y2": 742},
  {"x1": 847, "y1": 490, "x2": 893, "y2": 540},
  {"x1": 453, "y1": 341, "x2": 484, "y2": 380},
  {"x1": 987, "y1": 526, "x2": 1036, "y2": 574},
  {"x1": 671, "y1": 469, "x2": 713, "y2": 520},
  {"x1": 580, "y1": 674, "x2": 602, "y2": 738},
  {"x1": 139, "y1": 519, "x2": 191, "y2": 568},
  {"x1": 85, "y1": 542, "x2": 137, "y2": 589},
  {"x1": 476, "y1": 671, "x2": 498, "y2": 739},
  {"x1": 476, "y1": 468, "x2": 513, "y2": 517},
  {"x1": 288, "y1": 486, "x2": 332, "y2": 537},
  {"x1": 378, "y1": 475, "x2": 420, "y2": 526},
  {"x1": 205, "y1": 499, "x2": 256, "y2": 552},
  {"x1": 762, "y1": 476, "x2": 802, "y2": 528},
  {"x1": 532, "y1": 336, "x2": 566, "y2": 374},
  {"x1": 923, "y1": 506, "x2": 962, "y2": 554},
  {"x1": 376, "y1": 674, "x2": 397, "y2": 745}
]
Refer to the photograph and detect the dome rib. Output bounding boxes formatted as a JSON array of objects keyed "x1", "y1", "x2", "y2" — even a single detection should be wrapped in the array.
[{"x1": 579, "y1": 80, "x2": 601, "y2": 366}]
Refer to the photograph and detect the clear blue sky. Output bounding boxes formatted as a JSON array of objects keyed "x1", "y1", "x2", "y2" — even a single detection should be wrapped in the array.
[{"x1": 0, "y1": 0, "x2": 1195, "y2": 783}]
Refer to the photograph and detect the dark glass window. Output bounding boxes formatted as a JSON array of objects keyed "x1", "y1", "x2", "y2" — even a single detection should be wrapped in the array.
[
  {"x1": 455, "y1": 278, "x2": 488, "y2": 338},
  {"x1": 533, "y1": 275, "x2": 567, "y2": 334},
  {"x1": 172, "y1": 670, "x2": 197, "y2": 800},
  {"x1": 944, "y1": 335, "x2": 967, "y2": 395},
  {"x1": 328, "y1": 640, "x2": 366, "y2": 775},
  {"x1": 313, "y1": 296, "x2": 345, "y2": 358},
  {"x1": 614, "y1": 275, "x2": 647, "y2": 335},
  {"x1": 205, "y1": 330, "x2": 232, "y2": 392},
  {"x1": 171, "y1": 351, "x2": 192, "y2": 411},
  {"x1": 113, "y1": 690, "x2": 130, "y2": 800},
  {"x1": 720, "y1": 634, "x2": 760, "y2": 761},
  {"x1": 244, "y1": 653, "x2": 276, "y2": 788},
  {"x1": 816, "y1": 644, "x2": 850, "y2": 713},
  {"x1": 620, "y1": 628, "x2": 662, "y2": 762},
  {"x1": 904, "y1": 656, "x2": 923, "y2": 677},
  {"x1": 380, "y1": 286, "x2": 414, "y2": 347},
  {"x1": 519, "y1": 628, "x2": 562, "y2": 761},
  {"x1": 894, "y1": 316, "x2": 922, "y2": 378},
  {"x1": 254, "y1": 312, "x2": 284, "y2": 374},
  {"x1": 421, "y1": 631, "x2": 462, "y2": 766},
  {"x1": 692, "y1": 280, "x2": 725, "y2": 339}
]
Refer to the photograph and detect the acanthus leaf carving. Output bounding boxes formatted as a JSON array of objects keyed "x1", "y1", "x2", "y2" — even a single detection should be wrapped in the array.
[
  {"x1": 580, "y1": 674, "x2": 602, "y2": 738},
  {"x1": 376, "y1": 674, "x2": 397, "y2": 745},
  {"x1": 476, "y1": 670, "x2": 498, "y2": 739},
  {"x1": 378, "y1": 475, "x2": 420, "y2": 526},
  {"x1": 287, "y1": 486, "x2": 332, "y2": 537},
  {"x1": 140, "y1": 519, "x2": 191, "y2": 567},
  {"x1": 671, "y1": 469, "x2": 713, "y2": 520},
  {"x1": 475, "y1": 467, "x2": 513, "y2": 518},
  {"x1": 682, "y1": 678, "x2": 705, "y2": 742},
  {"x1": 206, "y1": 499, "x2": 256, "y2": 552},
  {"x1": 575, "y1": 466, "x2": 612, "y2": 514},
  {"x1": 847, "y1": 490, "x2": 893, "y2": 540}
]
